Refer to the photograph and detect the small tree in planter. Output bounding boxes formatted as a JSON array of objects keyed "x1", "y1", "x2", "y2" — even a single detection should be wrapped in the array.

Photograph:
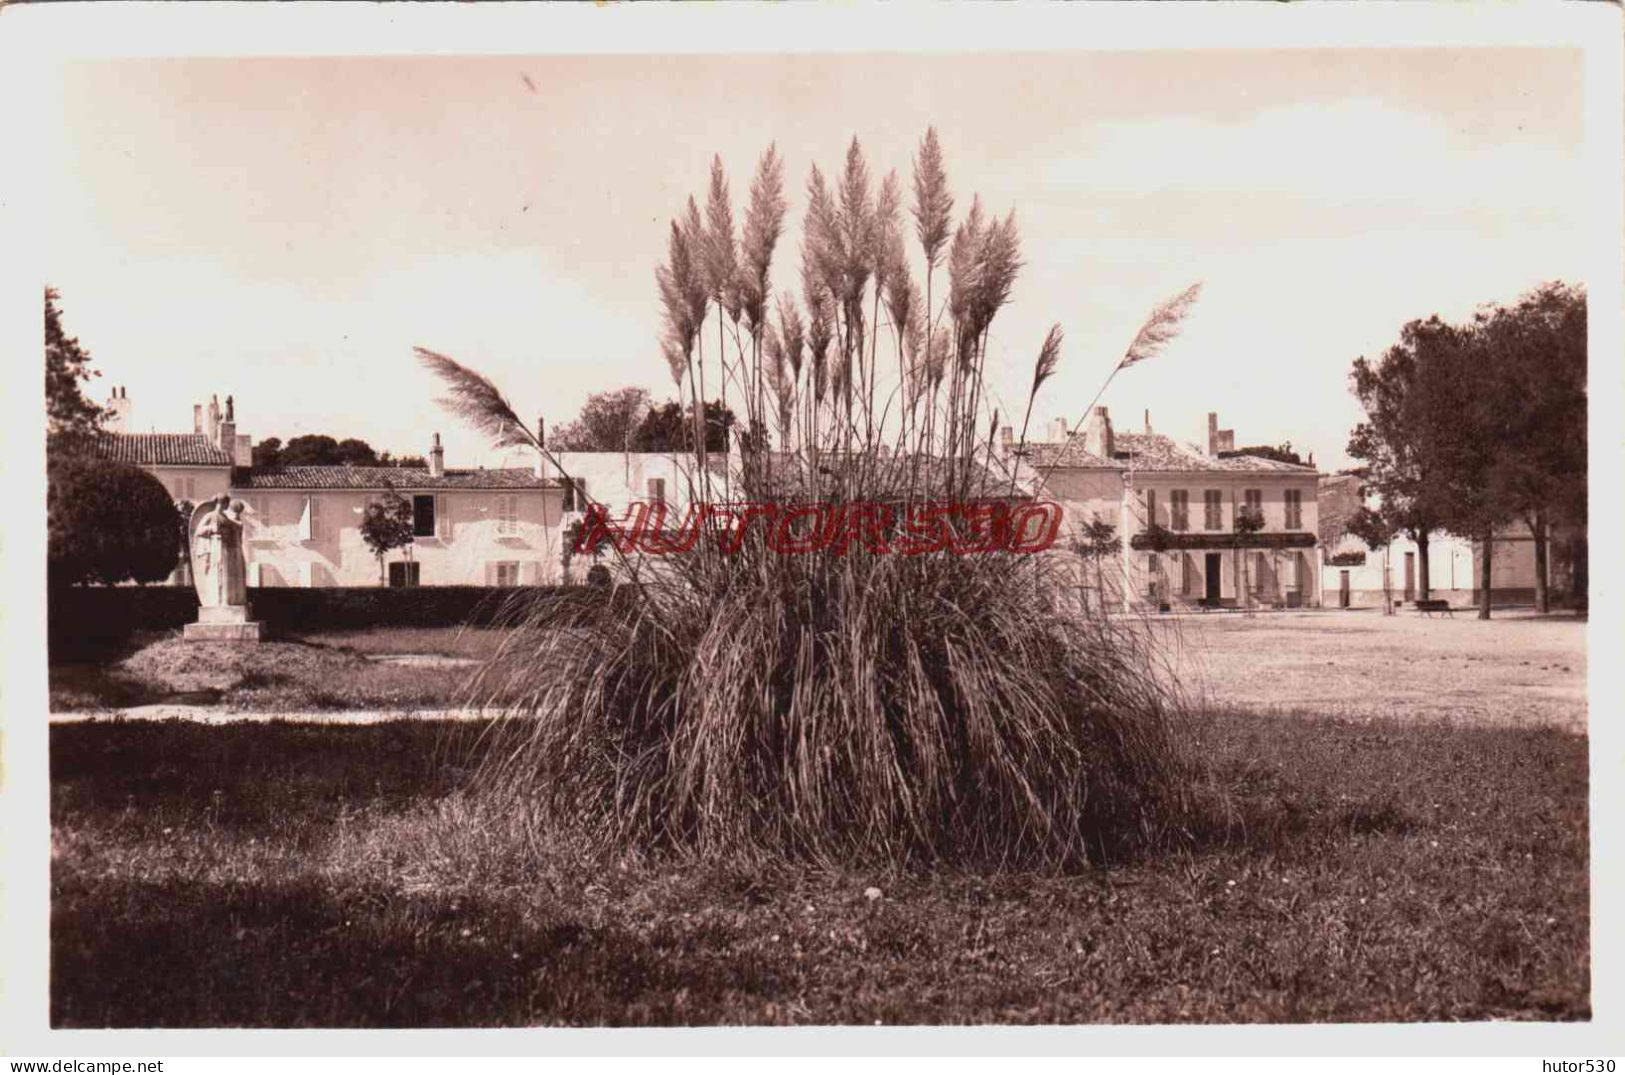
[
  {"x1": 1069, "y1": 515, "x2": 1119, "y2": 613},
  {"x1": 1233, "y1": 506, "x2": 1265, "y2": 612},
  {"x1": 359, "y1": 487, "x2": 415, "y2": 586},
  {"x1": 561, "y1": 515, "x2": 610, "y2": 585}
]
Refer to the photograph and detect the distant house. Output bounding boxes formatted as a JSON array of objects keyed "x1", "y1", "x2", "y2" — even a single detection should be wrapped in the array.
[
  {"x1": 92, "y1": 389, "x2": 566, "y2": 587},
  {"x1": 1017, "y1": 408, "x2": 1322, "y2": 610},
  {"x1": 1315, "y1": 473, "x2": 1584, "y2": 608}
]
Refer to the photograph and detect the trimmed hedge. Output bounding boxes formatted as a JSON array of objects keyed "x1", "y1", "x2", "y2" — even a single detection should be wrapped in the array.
[{"x1": 48, "y1": 584, "x2": 615, "y2": 647}]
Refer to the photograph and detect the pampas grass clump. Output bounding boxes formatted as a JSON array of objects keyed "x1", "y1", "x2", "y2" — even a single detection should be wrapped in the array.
[{"x1": 423, "y1": 130, "x2": 1205, "y2": 869}]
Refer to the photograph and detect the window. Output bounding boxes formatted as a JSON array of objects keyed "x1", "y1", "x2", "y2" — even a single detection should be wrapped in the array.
[
  {"x1": 647, "y1": 477, "x2": 667, "y2": 504},
  {"x1": 1170, "y1": 490, "x2": 1189, "y2": 531},
  {"x1": 413, "y1": 495, "x2": 436, "y2": 538},
  {"x1": 1144, "y1": 489, "x2": 1157, "y2": 528},
  {"x1": 1203, "y1": 489, "x2": 1222, "y2": 530},
  {"x1": 1244, "y1": 488, "x2": 1262, "y2": 515},
  {"x1": 1145, "y1": 554, "x2": 1160, "y2": 597},
  {"x1": 490, "y1": 561, "x2": 520, "y2": 587},
  {"x1": 563, "y1": 478, "x2": 588, "y2": 513},
  {"x1": 388, "y1": 561, "x2": 421, "y2": 588},
  {"x1": 299, "y1": 495, "x2": 323, "y2": 541},
  {"x1": 496, "y1": 494, "x2": 518, "y2": 535},
  {"x1": 1181, "y1": 553, "x2": 1194, "y2": 595},
  {"x1": 1284, "y1": 488, "x2": 1303, "y2": 529}
]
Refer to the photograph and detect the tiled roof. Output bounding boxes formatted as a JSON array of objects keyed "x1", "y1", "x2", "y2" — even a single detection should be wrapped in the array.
[
  {"x1": 93, "y1": 433, "x2": 232, "y2": 467},
  {"x1": 234, "y1": 466, "x2": 563, "y2": 490},
  {"x1": 1023, "y1": 433, "x2": 1316, "y2": 474},
  {"x1": 1020, "y1": 439, "x2": 1117, "y2": 469}
]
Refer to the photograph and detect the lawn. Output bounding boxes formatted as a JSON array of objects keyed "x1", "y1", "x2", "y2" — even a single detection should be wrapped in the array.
[
  {"x1": 1162, "y1": 610, "x2": 1586, "y2": 732},
  {"x1": 50, "y1": 607, "x2": 1590, "y2": 1026},
  {"x1": 49, "y1": 627, "x2": 507, "y2": 714}
]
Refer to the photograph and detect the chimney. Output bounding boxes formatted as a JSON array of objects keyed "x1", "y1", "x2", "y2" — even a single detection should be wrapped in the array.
[
  {"x1": 216, "y1": 395, "x2": 236, "y2": 452},
  {"x1": 534, "y1": 416, "x2": 548, "y2": 478},
  {"x1": 193, "y1": 403, "x2": 204, "y2": 434},
  {"x1": 1206, "y1": 412, "x2": 1234, "y2": 456},
  {"x1": 207, "y1": 395, "x2": 221, "y2": 446},
  {"x1": 999, "y1": 425, "x2": 1013, "y2": 453},
  {"x1": 429, "y1": 432, "x2": 445, "y2": 478},
  {"x1": 1083, "y1": 406, "x2": 1114, "y2": 459},
  {"x1": 1049, "y1": 417, "x2": 1069, "y2": 443},
  {"x1": 234, "y1": 434, "x2": 253, "y2": 468},
  {"x1": 1144, "y1": 409, "x2": 1152, "y2": 435},
  {"x1": 104, "y1": 386, "x2": 131, "y2": 433}
]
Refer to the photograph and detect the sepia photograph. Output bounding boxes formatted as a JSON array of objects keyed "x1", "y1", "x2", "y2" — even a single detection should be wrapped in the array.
[{"x1": 5, "y1": 2, "x2": 1620, "y2": 1057}]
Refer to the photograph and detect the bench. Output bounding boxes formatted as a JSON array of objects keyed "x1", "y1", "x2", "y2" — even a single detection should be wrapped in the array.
[{"x1": 1413, "y1": 599, "x2": 1454, "y2": 617}]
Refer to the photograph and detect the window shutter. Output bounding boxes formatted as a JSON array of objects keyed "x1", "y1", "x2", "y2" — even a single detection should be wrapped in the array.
[
  {"x1": 484, "y1": 561, "x2": 497, "y2": 586},
  {"x1": 246, "y1": 562, "x2": 262, "y2": 588},
  {"x1": 299, "y1": 497, "x2": 314, "y2": 541},
  {"x1": 437, "y1": 495, "x2": 450, "y2": 540}
]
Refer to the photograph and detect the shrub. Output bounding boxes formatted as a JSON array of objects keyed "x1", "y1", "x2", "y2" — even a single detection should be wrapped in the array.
[
  {"x1": 428, "y1": 130, "x2": 1203, "y2": 869},
  {"x1": 48, "y1": 454, "x2": 180, "y2": 588}
]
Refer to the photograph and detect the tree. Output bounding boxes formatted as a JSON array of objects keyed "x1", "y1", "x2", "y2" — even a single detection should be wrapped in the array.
[
  {"x1": 1069, "y1": 515, "x2": 1119, "y2": 611},
  {"x1": 1234, "y1": 505, "x2": 1266, "y2": 611},
  {"x1": 549, "y1": 387, "x2": 653, "y2": 451},
  {"x1": 1348, "y1": 316, "x2": 1469, "y2": 603},
  {"x1": 631, "y1": 398, "x2": 736, "y2": 453},
  {"x1": 358, "y1": 487, "x2": 416, "y2": 585},
  {"x1": 334, "y1": 438, "x2": 381, "y2": 466},
  {"x1": 45, "y1": 288, "x2": 105, "y2": 451},
  {"x1": 1473, "y1": 282, "x2": 1586, "y2": 613},
  {"x1": 48, "y1": 455, "x2": 180, "y2": 588},
  {"x1": 252, "y1": 437, "x2": 284, "y2": 468},
  {"x1": 1232, "y1": 443, "x2": 1303, "y2": 467},
  {"x1": 254, "y1": 434, "x2": 418, "y2": 468}
]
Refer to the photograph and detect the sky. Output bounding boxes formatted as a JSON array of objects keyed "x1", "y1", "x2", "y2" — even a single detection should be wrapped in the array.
[{"x1": 45, "y1": 48, "x2": 1587, "y2": 472}]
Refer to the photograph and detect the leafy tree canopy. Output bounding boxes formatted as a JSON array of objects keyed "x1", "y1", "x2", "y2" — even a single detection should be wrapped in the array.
[
  {"x1": 45, "y1": 288, "x2": 105, "y2": 451},
  {"x1": 548, "y1": 389, "x2": 738, "y2": 454},
  {"x1": 358, "y1": 487, "x2": 416, "y2": 583},
  {"x1": 252, "y1": 435, "x2": 425, "y2": 469},
  {"x1": 1231, "y1": 443, "x2": 1303, "y2": 467},
  {"x1": 549, "y1": 387, "x2": 653, "y2": 451},
  {"x1": 48, "y1": 455, "x2": 179, "y2": 587}
]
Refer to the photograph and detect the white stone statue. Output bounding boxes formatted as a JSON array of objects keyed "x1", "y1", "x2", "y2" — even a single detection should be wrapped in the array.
[
  {"x1": 192, "y1": 495, "x2": 248, "y2": 608},
  {"x1": 184, "y1": 496, "x2": 262, "y2": 641}
]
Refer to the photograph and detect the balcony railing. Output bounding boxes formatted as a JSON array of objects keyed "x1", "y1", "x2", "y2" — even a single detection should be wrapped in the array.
[{"x1": 1129, "y1": 528, "x2": 1316, "y2": 551}]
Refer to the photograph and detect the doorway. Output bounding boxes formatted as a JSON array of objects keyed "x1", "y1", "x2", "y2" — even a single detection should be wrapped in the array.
[
  {"x1": 1339, "y1": 570, "x2": 1351, "y2": 608},
  {"x1": 1205, "y1": 553, "x2": 1223, "y2": 603},
  {"x1": 388, "y1": 561, "x2": 421, "y2": 588}
]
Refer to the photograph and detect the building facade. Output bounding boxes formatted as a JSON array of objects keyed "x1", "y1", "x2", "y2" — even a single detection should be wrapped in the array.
[
  {"x1": 1020, "y1": 408, "x2": 1322, "y2": 611},
  {"x1": 1316, "y1": 473, "x2": 1585, "y2": 608},
  {"x1": 94, "y1": 390, "x2": 566, "y2": 588}
]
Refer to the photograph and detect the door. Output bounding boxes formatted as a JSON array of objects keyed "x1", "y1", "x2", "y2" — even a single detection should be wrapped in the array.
[
  {"x1": 388, "y1": 561, "x2": 421, "y2": 588},
  {"x1": 1403, "y1": 552, "x2": 1416, "y2": 602},
  {"x1": 1204, "y1": 553, "x2": 1222, "y2": 603},
  {"x1": 1339, "y1": 570, "x2": 1351, "y2": 608}
]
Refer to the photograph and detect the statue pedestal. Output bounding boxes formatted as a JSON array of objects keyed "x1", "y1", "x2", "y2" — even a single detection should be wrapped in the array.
[{"x1": 184, "y1": 605, "x2": 265, "y2": 643}]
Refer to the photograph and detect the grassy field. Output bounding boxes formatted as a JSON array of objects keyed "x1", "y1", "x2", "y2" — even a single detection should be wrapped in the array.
[
  {"x1": 49, "y1": 627, "x2": 506, "y2": 713},
  {"x1": 49, "y1": 613, "x2": 1589, "y2": 1026},
  {"x1": 1164, "y1": 610, "x2": 1586, "y2": 732}
]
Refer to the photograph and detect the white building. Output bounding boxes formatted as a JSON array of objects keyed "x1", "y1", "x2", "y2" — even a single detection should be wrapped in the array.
[
  {"x1": 94, "y1": 389, "x2": 567, "y2": 587},
  {"x1": 1019, "y1": 408, "x2": 1323, "y2": 610}
]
